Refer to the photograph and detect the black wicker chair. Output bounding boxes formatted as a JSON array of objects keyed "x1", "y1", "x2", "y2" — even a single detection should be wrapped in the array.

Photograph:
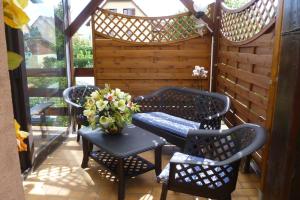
[
  {"x1": 132, "y1": 87, "x2": 230, "y2": 148},
  {"x1": 158, "y1": 123, "x2": 266, "y2": 200},
  {"x1": 63, "y1": 85, "x2": 99, "y2": 142}
]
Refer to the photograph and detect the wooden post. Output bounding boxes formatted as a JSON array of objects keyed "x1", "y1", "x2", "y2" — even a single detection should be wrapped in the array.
[
  {"x1": 263, "y1": 0, "x2": 300, "y2": 199},
  {"x1": 261, "y1": 0, "x2": 284, "y2": 194},
  {"x1": 0, "y1": 3, "x2": 25, "y2": 200},
  {"x1": 211, "y1": 0, "x2": 221, "y2": 92}
]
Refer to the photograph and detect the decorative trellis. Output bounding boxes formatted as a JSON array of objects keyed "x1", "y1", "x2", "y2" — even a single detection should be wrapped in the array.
[
  {"x1": 220, "y1": 0, "x2": 278, "y2": 43},
  {"x1": 92, "y1": 8, "x2": 201, "y2": 44}
]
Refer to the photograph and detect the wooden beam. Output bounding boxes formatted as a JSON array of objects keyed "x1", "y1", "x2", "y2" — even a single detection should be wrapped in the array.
[
  {"x1": 27, "y1": 68, "x2": 67, "y2": 77},
  {"x1": 261, "y1": 0, "x2": 284, "y2": 193},
  {"x1": 263, "y1": 0, "x2": 300, "y2": 198},
  {"x1": 74, "y1": 68, "x2": 94, "y2": 77},
  {"x1": 180, "y1": 0, "x2": 214, "y2": 31},
  {"x1": 65, "y1": 0, "x2": 105, "y2": 38},
  {"x1": 211, "y1": 0, "x2": 221, "y2": 91}
]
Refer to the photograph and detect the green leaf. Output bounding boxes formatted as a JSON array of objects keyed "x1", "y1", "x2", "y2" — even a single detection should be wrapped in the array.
[{"x1": 7, "y1": 51, "x2": 23, "y2": 70}]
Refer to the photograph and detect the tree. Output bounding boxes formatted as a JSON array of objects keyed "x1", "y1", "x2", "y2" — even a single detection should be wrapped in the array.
[{"x1": 72, "y1": 36, "x2": 93, "y2": 68}]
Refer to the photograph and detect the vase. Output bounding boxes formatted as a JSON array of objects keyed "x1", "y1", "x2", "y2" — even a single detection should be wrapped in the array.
[{"x1": 104, "y1": 125, "x2": 124, "y2": 135}]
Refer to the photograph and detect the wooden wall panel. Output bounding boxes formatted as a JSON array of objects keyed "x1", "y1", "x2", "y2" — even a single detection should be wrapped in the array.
[
  {"x1": 217, "y1": 30, "x2": 275, "y2": 167},
  {"x1": 93, "y1": 36, "x2": 212, "y2": 96}
]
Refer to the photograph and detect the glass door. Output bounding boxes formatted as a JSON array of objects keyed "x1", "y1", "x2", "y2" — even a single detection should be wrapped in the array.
[{"x1": 23, "y1": 0, "x2": 69, "y2": 163}]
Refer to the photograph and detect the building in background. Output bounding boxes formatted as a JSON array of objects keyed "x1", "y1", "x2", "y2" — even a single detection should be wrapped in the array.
[{"x1": 101, "y1": 0, "x2": 148, "y2": 16}]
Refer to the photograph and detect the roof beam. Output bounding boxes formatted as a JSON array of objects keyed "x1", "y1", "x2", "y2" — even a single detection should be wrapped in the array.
[
  {"x1": 65, "y1": 0, "x2": 105, "y2": 37},
  {"x1": 180, "y1": 0, "x2": 214, "y2": 31}
]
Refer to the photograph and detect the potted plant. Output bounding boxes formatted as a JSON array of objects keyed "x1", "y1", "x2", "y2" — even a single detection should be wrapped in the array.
[{"x1": 83, "y1": 84, "x2": 140, "y2": 134}]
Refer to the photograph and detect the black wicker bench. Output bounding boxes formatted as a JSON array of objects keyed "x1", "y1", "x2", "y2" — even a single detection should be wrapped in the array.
[{"x1": 133, "y1": 87, "x2": 230, "y2": 149}]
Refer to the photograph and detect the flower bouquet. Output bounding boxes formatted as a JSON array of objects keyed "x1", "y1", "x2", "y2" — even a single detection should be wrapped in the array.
[
  {"x1": 192, "y1": 65, "x2": 208, "y2": 90},
  {"x1": 83, "y1": 84, "x2": 140, "y2": 134}
]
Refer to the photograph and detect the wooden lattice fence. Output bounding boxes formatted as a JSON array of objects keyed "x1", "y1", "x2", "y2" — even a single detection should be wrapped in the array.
[
  {"x1": 92, "y1": 9, "x2": 212, "y2": 96},
  {"x1": 217, "y1": 0, "x2": 279, "y2": 167}
]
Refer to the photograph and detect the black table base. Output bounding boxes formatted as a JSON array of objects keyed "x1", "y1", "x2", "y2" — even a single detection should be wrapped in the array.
[{"x1": 81, "y1": 138, "x2": 163, "y2": 200}]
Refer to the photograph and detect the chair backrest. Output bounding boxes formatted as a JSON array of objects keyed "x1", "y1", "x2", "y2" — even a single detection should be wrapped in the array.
[
  {"x1": 185, "y1": 123, "x2": 266, "y2": 163},
  {"x1": 63, "y1": 85, "x2": 99, "y2": 108},
  {"x1": 153, "y1": 87, "x2": 230, "y2": 121}
]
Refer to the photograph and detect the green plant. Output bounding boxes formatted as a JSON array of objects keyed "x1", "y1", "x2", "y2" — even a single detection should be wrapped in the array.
[
  {"x1": 43, "y1": 57, "x2": 65, "y2": 68},
  {"x1": 72, "y1": 36, "x2": 93, "y2": 68}
]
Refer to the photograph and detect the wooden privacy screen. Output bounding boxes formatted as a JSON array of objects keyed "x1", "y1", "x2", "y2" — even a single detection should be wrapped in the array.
[
  {"x1": 217, "y1": 0, "x2": 278, "y2": 167},
  {"x1": 92, "y1": 9, "x2": 212, "y2": 96}
]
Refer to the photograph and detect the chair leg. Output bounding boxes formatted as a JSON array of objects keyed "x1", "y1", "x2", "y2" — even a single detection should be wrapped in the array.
[
  {"x1": 218, "y1": 194, "x2": 231, "y2": 200},
  {"x1": 77, "y1": 124, "x2": 81, "y2": 142},
  {"x1": 160, "y1": 183, "x2": 168, "y2": 200}
]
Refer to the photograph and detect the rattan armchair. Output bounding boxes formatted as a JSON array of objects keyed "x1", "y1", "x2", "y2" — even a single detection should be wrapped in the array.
[
  {"x1": 63, "y1": 85, "x2": 99, "y2": 141},
  {"x1": 158, "y1": 123, "x2": 266, "y2": 200},
  {"x1": 133, "y1": 87, "x2": 230, "y2": 148}
]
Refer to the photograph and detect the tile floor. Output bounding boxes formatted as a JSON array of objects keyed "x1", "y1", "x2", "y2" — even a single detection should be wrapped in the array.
[{"x1": 23, "y1": 135, "x2": 260, "y2": 200}]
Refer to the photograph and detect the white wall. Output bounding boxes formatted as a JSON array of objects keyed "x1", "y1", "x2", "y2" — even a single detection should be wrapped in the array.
[{"x1": 103, "y1": 1, "x2": 146, "y2": 16}]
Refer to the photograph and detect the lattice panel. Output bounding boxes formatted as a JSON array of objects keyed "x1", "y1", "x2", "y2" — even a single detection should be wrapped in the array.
[
  {"x1": 220, "y1": 0, "x2": 278, "y2": 43},
  {"x1": 93, "y1": 9, "x2": 200, "y2": 44}
]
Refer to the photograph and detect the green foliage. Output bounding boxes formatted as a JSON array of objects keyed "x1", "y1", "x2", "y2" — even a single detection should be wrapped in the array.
[
  {"x1": 27, "y1": 77, "x2": 67, "y2": 89},
  {"x1": 74, "y1": 58, "x2": 93, "y2": 68},
  {"x1": 43, "y1": 57, "x2": 65, "y2": 68},
  {"x1": 72, "y1": 36, "x2": 93, "y2": 68},
  {"x1": 224, "y1": 0, "x2": 250, "y2": 8},
  {"x1": 54, "y1": 2, "x2": 65, "y2": 60},
  {"x1": 29, "y1": 97, "x2": 67, "y2": 108}
]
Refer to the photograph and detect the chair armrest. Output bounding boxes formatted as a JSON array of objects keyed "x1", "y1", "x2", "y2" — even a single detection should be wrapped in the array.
[
  {"x1": 132, "y1": 96, "x2": 144, "y2": 103},
  {"x1": 170, "y1": 152, "x2": 244, "y2": 167},
  {"x1": 66, "y1": 100, "x2": 82, "y2": 109},
  {"x1": 170, "y1": 152, "x2": 217, "y2": 166}
]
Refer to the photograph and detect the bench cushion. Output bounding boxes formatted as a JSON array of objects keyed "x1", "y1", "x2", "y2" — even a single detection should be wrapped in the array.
[{"x1": 132, "y1": 112, "x2": 200, "y2": 138}]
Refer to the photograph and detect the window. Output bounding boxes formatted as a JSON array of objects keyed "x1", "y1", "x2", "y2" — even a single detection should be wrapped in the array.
[
  {"x1": 123, "y1": 8, "x2": 135, "y2": 16},
  {"x1": 109, "y1": 8, "x2": 117, "y2": 13}
]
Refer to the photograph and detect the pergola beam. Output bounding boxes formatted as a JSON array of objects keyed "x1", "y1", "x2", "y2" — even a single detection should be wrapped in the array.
[
  {"x1": 65, "y1": 0, "x2": 105, "y2": 37},
  {"x1": 180, "y1": 0, "x2": 214, "y2": 31}
]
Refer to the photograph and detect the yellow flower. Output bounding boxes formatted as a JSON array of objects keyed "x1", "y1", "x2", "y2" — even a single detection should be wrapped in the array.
[
  {"x1": 3, "y1": 0, "x2": 30, "y2": 29},
  {"x1": 15, "y1": 120, "x2": 29, "y2": 152}
]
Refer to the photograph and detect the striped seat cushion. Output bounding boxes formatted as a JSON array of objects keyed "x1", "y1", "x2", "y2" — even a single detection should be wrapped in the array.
[{"x1": 132, "y1": 112, "x2": 200, "y2": 138}]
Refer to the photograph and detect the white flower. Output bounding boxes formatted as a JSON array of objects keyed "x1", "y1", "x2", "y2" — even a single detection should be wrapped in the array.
[
  {"x1": 113, "y1": 100, "x2": 126, "y2": 112},
  {"x1": 126, "y1": 94, "x2": 132, "y2": 101},
  {"x1": 90, "y1": 91, "x2": 100, "y2": 100},
  {"x1": 115, "y1": 88, "x2": 125, "y2": 99},
  {"x1": 83, "y1": 109, "x2": 95, "y2": 117},
  {"x1": 96, "y1": 100, "x2": 108, "y2": 111},
  {"x1": 104, "y1": 93, "x2": 116, "y2": 102},
  {"x1": 99, "y1": 116, "x2": 114, "y2": 128},
  {"x1": 192, "y1": 65, "x2": 208, "y2": 78}
]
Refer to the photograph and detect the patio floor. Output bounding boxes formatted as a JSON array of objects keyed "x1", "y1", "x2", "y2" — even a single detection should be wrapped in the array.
[{"x1": 23, "y1": 135, "x2": 260, "y2": 200}]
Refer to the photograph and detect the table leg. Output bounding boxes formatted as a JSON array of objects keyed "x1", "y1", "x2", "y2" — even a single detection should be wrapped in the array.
[
  {"x1": 117, "y1": 158, "x2": 125, "y2": 200},
  {"x1": 155, "y1": 146, "x2": 162, "y2": 176},
  {"x1": 81, "y1": 138, "x2": 90, "y2": 168}
]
